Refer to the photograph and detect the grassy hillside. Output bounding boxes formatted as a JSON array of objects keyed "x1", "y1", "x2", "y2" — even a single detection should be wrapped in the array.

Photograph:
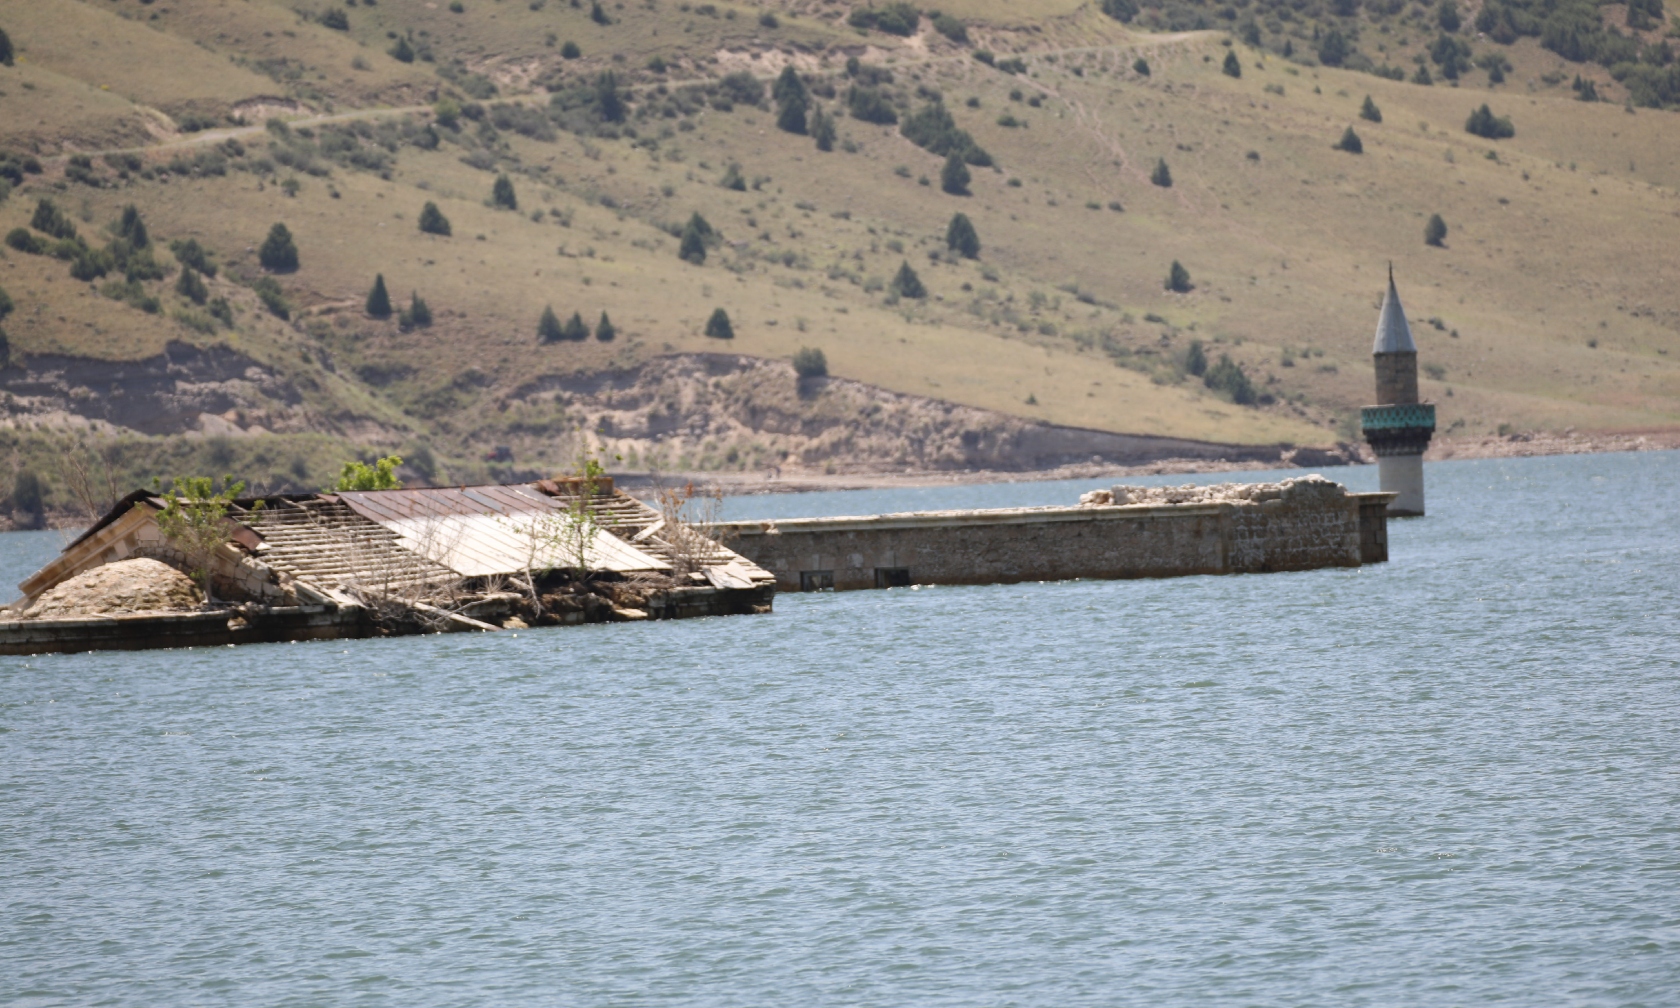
[{"x1": 0, "y1": 0, "x2": 1677, "y2": 506}]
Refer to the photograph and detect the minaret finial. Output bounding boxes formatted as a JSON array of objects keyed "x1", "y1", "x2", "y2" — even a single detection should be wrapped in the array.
[{"x1": 1387, "y1": 261, "x2": 1393, "y2": 284}]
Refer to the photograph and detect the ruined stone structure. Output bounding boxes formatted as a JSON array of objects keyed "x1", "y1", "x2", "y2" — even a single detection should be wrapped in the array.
[
  {"x1": 1360, "y1": 270, "x2": 1435, "y2": 516},
  {"x1": 722, "y1": 476, "x2": 1395, "y2": 592}
]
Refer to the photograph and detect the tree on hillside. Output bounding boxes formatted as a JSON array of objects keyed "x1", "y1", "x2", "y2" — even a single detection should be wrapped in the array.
[
  {"x1": 720, "y1": 163, "x2": 747, "y2": 191},
  {"x1": 1412, "y1": 64, "x2": 1433, "y2": 85},
  {"x1": 941, "y1": 152, "x2": 971, "y2": 195},
  {"x1": 561, "y1": 40, "x2": 581, "y2": 58},
  {"x1": 563, "y1": 311, "x2": 589, "y2": 341},
  {"x1": 367, "y1": 274, "x2": 393, "y2": 318},
  {"x1": 1336, "y1": 126, "x2": 1364, "y2": 153},
  {"x1": 1437, "y1": 0, "x2": 1461, "y2": 31},
  {"x1": 1425, "y1": 214, "x2": 1448, "y2": 247},
  {"x1": 400, "y1": 291, "x2": 433, "y2": 330},
  {"x1": 679, "y1": 212, "x2": 713, "y2": 264},
  {"x1": 1360, "y1": 95, "x2": 1383, "y2": 122},
  {"x1": 538, "y1": 305, "x2": 564, "y2": 343},
  {"x1": 492, "y1": 174, "x2": 518, "y2": 210},
  {"x1": 1222, "y1": 50, "x2": 1242, "y2": 78},
  {"x1": 595, "y1": 71, "x2": 627, "y2": 123},
  {"x1": 32, "y1": 199, "x2": 78, "y2": 240},
  {"x1": 259, "y1": 223, "x2": 299, "y2": 272},
  {"x1": 1465, "y1": 104, "x2": 1515, "y2": 138},
  {"x1": 1318, "y1": 29, "x2": 1349, "y2": 67},
  {"x1": 1204, "y1": 355, "x2": 1257, "y2": 404},
  {"x1": 1165, "y1": 260, "x2": 1193, "y2": 293},
  {"x1": 390, "y1": 36, "x2": 416, "y2": 62},
  {"x1": 591, "y1": 0, "x2": 611, "y2": 23},
  {"x1": 1151, "y1": 158, "x2": 1173, "y2": 188},
  {"x1": 1133, "y1": 56, "x2": 1151, "y2": 76},
  {"x1": 596, "y1": 311, "x2": 615, "y2": 341},
  {"x1": 793, "y1": 347, "x2": 828, "y2": 378},
  {"x1": 1185, "y1": 339, "x2": 1208, "y2": 377},
  {"x1": 946, "y1": 212, "x2": 980, "y2": 259},
  {"x1": 418, "y1": 201, "x2": 452, "y2": 235},
  {"x1": 811, "y1": 106, "x2": 836, "y2": 151},
  {"x1": 176, "y1": 267, "x2": 209, "y2": 305},
  {"x1": 774, "y1": 66, "x2": 809, "y2": 135},
  {"x1": 1101, "y1": 0, "x2": 1139, "y2": 21},
  {"x1": 0, "y1": 27, "x2": 13, "y2": 67},
  {"x1": 705, "y1": 307, "x2": 734, "y2": 339},
  {"x1": 170, "y1": 238, "x2": 218, "y2": 277},
  {"x1": 118, "y1": 206, "x2": 149, "y2": 248},
  {"x1": 891, "y1": 261, "x2": 927, "y2": 299}
]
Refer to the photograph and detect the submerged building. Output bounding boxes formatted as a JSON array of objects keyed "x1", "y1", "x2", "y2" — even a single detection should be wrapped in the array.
[
  {"x1": 1360, "y1": 269, "x2": 1435, "y2": 516},
  {"x1": 2, "y1": 478, "x2": 773, "y2": 655}
]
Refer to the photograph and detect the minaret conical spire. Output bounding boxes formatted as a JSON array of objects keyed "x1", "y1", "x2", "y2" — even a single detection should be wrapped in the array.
[{"x1": 1372, "y1": 265, "x2": 1416, "y2": 354}]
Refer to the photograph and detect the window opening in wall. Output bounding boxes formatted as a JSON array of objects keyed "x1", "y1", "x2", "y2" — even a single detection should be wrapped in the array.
[
  {"x1": 874, "y1": 567, "x2": 912, "y2": 588},
  {"x1": 799, "y1": 570, "x2": 834, "y2": 592}
]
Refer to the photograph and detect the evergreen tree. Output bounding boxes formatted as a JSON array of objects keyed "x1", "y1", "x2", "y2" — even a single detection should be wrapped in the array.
[
  {"x1": 1437, "y1": 0, "x2": 1461, "y2": 31},
  {"x1": 1412, "y1": 64, "x2": 1433, "y2": 85},
  {"x1": 1151, "y1": 158, "x2": 1173, "y2": 188},
  {"x1": 1165, "y1": 260, "x2": 1192, "y2": 293},
  {"x1": 408, "y1": 291, "x2": 432, "y2": 327},
  {"x1": 591, "y1": 0, "x2": 611, "y2": 23},
  {"x1": 774, "y1": 66, "x2": 809, "y2": 135},
  {"x1": 367, "y1": 274, "x2": 393, "y2": 317},
  {"x1": 31, "y1": 198, "x2": 77, "y2": 240},
  {"x1": 170, "y1": 238, "x2": 217, "y2": 277},
  {"x1": 492, "y1": 174, "x2": 518, "y2": 210},
  {"x1": 1204, "y1": 354, "x2": 1257, "y2": 404},
  {"x1": 1318, "y1": 28, "x2": 1348, "y2": 67},
  {"x1": 259, "y1": 222, "x2": 299, "y2": 272},
  {"x1": 891, "y1": 260, "x2": 927, "y2": 299},
  {"x1": 811, "y1": 106, "x2": 836, "y2": 152},
  {"x1": 705, "y1": 307, "x2": 734, "y2": 339},
  {"x1": 118, "y1": 205, "x2": 149, "y2": 248},
  {"x1": 418, "y1": 201, "x2": 452, "y2": 235},
  {"x1": 1185, "y1": 339, "x2": 1207, "y2": 377},
  {"x1": 1425, "y1": 214, "x2": 1448, "y2": 247},
  {"x1": 1133, "y1": 57, "x2": 1151, "y2": 76},
  {"x1": 1222, "y1": 50, "x2": 1242, "y2": 78},
  {"x1": 538, "y1": 305, "x2": 564, "y2": 343},
  {"x1": 176, "y1": 266, "x2": 209, "y2": 305},
  {"x1": 389, "y1": 36, "x2": 416, "y2": 62},
  {"x1": 1360, "y1": 95, "x2": 1383, "y2": 122},
  {"x1": 946, "y1": 212, "x2": 980, "y2": 259},
  {"x1": 679, "y1": 212, "x2": 712, "y2": 264},
  {"x1": 941, "y1": 152, "x2": 971, "y2": 195},
  {"x1": 1465, "y1": 104, "x2": 1515, "y2": 139},
  {"x1": 720, "y1": 163, "x2": 747, "y2": 191},
  {"x1": 792, "y1": 347, "x2": 828, "y2": 378},
  {"x1": 596, "y1": 311, "x2": 615, "y2": 341},
  {"x1": 1336, "y1": 126, "x2": 1364, "y2": 153},
  {"x1": 563, "y1": 311, "x2": 589, "y2": 341},
  {"x1": 561, "y1": 40, "x2": 581, "y2": 59},
  {"x1": 595, "y1": 71, "x2": 626, "y2": 123},
  {"x1": 0, "y1": 27, "x2": 12, "y2": 67}
]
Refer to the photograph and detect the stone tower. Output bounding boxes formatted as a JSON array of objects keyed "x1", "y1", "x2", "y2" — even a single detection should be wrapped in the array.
[{"x1": 1360, "y1": 268, "x2": 1434, "y2": 516}]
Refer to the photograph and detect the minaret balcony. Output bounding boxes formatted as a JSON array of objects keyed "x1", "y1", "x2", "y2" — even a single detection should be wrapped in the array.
[{"x1": 1361, "y1": 403, "x2": 1435, "y2": 456}]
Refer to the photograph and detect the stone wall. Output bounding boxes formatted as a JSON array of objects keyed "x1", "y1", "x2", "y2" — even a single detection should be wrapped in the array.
[{"x1": 722, "y1": 479, "x2": 1394, "y2": 592}]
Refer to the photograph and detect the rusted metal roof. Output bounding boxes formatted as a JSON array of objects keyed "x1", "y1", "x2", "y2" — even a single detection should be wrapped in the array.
[{"x1": 338, "y1": 486, "x2": 670, "y2": 577}]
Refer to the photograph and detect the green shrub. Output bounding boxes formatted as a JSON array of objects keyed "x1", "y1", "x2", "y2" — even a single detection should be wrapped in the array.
[
  {"x1": 492, "y1": 174, "x2": 518, "y2": 209},
  {"x1": 774, "y1": 66, "x2": 809, "y2": 134},
  {"x1": 679, "y1": 212, "x2": 713, "y2": 264},
  {"x1": 811, "y1": 106, "x2": 836, "y2": 151},
  {"x1": 940, "y1": 153, "x2": 971, "y2": 195},
  {"x1": 418, "y1": 202, "x2": 452, "y2": 236},
  {"x1": 1204, "y1": 354, "x2": 1256, "y2": 404},
  {"x1": 792, "y1": 347, "x2": 828, "y2": 377},
  {"x1": 590, "y1": 0, "x2": 611, "y2": 23},
  {"x1": 563, "y1": 310, "x2": 589, "y2": 341},
  {"x1": 1360, "y1": 95, "x2": 1383, "y2": 122},
  {"x1": 946, "y1": 212, "x2": 980, "y2": 258},
  {"x1": 1425, "y1": 214, "x2": 1448, "y2": 247},
  {"x1": 538, "y1": 305, "x2": 564, "y2": 343},
  {"x1": 117, "y1": 205, "x2": 150, "y2": 248},
  {"x1": 1133, "y1": 57, "x2": 1151, "y2": 76},
  {"x1": 1465, "y1": 104, "x2": 1515, "y2": 138},
  {"x1": 1103, "y1": 0, "x2": 1139, "y2": 22},
  {"x1": 1165, "y1": 260, "x2": 1192, "y2": 293},
  {"x1": 31, "y1": 198, "x2": 77, "y2": 240},
  {"x1": 847, "y1": 86, "x2": 898, "y2": 125},
  {"x1": 759, "y1": 11, "x2": 779, "y2": 27},
  {"x1": 259, "y1": 222, "x2": 299, "y2": 271},
  {"x1": 367, "y1": 274, "x2": 393, "y2": 317},
  {"x1": 0, "y1": 27, "x2": 13, "y2": 68},
  {"x1": 848, "y1": 3, "x2": 920, "y2": 36},
  {"x1": 5, "y1": 227, "x2": 42, "y2": 254},
  {"x1": 890, "y1": 260, "x2": 926, "y2": 299},
  {"x1": 401, "y1": 291, "x2": 433, "y2": 330},
  {"x1": 1222, "y1": 50, "x2": 1242, "y2": 78},
  {"x1": 901, "y1": 102, "x2": 992, "y2": 166},
  {"x1": 560, "y1": 40, "x2": 581, "y2": 58},
  {"x1": 176, "y1": 266, "x2": 209, "y2": 305},
  {"x1": 705, "y1": 307, "x2": 734, "y2": 339},
  {"x1": 596, "y1": 311, "x2": 615, "y2": 341},
  {"x1": 335, "y1": 455, "x2": 403, "y2": 491},
  {"x1": 1185, "y1": 340, "x2": 1207, "y2": 377},
  {"x1": 720, "y1": 163, "x2": 747, "y2": 191},
  {"x1": 1336, "y1": 126, "x2": 1364, "y2": 153},
  {"x1": 1318, "y1": 29, "x2": 1348, "y2": 66},
  {"x1": 719, "y1": 71, "x2": 764, "y2": 106},
  {"x1": 1151, "y1": 158, "x2": 1172, "y2": 187},
  {"x1": 390, "y1": 36, "x2": 416, "y2": 62},
  {"x1": 169, "y1": 238, "x2": 218, "y2": 277},
  {"x1": 319, "y1": 8, "x2": 349, "y2": 29},
  {"x1": 932, "y1": 12, "x2": 967, "y2": 42},
  {"x1": 250, "y1": 276, "x2": 291, "y2": 318}
]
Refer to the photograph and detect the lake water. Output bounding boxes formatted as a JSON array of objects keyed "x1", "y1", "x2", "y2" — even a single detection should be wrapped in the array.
[{"x1": 3, "y1": 452, "x2": 1678, "y2": 1007}]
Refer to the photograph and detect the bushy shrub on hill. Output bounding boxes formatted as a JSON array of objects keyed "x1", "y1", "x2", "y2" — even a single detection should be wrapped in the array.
[
  {"x1": 259, "y1": 223, "x2": 299, "y2": 272},
  {"x1": 946, "y1": 213, "x2": 980, "y2": 259},
  {"x1": 793, "y1": 347, "x2": 828, "y2": 378},
  {"x1": 1465, "y1": 104, "x2": 1515, "y2": 138},
  {"x1": 1205, "y1": 355, "x2": 1257, "y2": 405},
  {"x1": 940, "y1": 154, "x2": 970, "y2": 196},
  {"x1": 847, "y1": 86, "x2": 898, "y2": 125},
  {"x1": 705, "y1": 308, "x2": 734, "y2": 339},
  {"x1": 932, "y1": 13, "x2": 967, "y2": 42},
  {"x1": 31, "y1": 199, "x2": 78, "y2": 241},
  {"x1": 418, "y1": 202, "x2": 452, "y2": 236},
  {"x1": 848, "y1": 3, "x2": 920, "y2": 36},
  {"x1": 901, "y1": 102, "x2": 992, "y2": 166}
]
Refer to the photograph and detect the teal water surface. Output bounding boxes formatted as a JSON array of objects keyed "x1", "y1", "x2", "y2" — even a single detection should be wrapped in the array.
[{"x1": 3, "y1": 452, "x2": 1678, "y2": 1006}]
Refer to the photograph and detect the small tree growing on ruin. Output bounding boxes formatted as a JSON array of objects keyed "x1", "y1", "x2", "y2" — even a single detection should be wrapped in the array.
[
  {"x1": 366, "y1": 274, "x2": 393, "y2": 317},
  {"x1": 259, "y1": 223, "x2": 299, "y2": 272},
  {"x1": 418, "y1": 202, "x2": 452, "y2": 236},
  {"x1": 492, "y1": 174, "x2": 518, "y2": 210},
  {"x1": 1165, "y1": 260, "x2": 1193, "y2": 293},
  {"x1": 1425, "y1": 214, "x2": 1448, "y2": 247},
  {"x1": 154, "y1": 475, "x2": 254, "y2": 602},
  {"x1": 334, "y1": 455, "x2": 403, "y2": 491},
  {"x1": 705, "y1": 307, "x2": 734, "y2": 339},
  {"x1": 946, "y1": 212, "x2": 981, "y2": 258}
]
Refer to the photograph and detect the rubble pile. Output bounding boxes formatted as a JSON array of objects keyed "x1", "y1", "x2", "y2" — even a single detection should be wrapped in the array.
[
  {"x1": 1078, "y1": 475, "x2": 1348, "y2": 507},
  {"x1": 23, "y1": 558, "x2": 203, "y2": 619}
]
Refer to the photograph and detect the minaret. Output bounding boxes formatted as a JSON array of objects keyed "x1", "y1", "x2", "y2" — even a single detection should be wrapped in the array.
[{"x1": 1360, "y1": 268, "x2": 1435, "y2": 516}]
